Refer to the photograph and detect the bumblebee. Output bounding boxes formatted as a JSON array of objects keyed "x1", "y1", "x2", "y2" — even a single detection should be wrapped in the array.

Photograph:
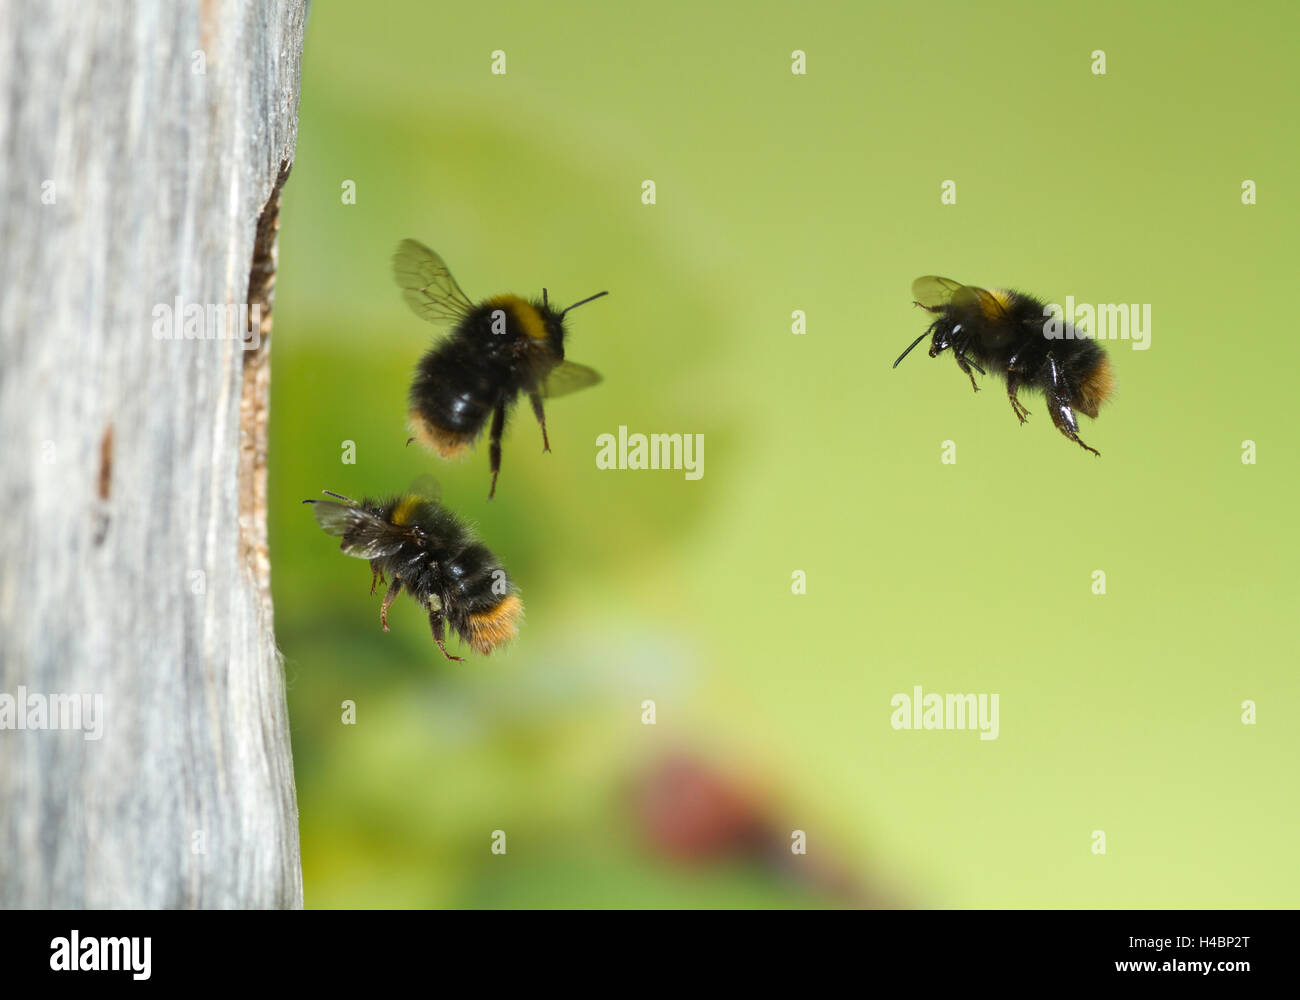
[
  {"x1": 303, "y1": 487, "x2": 522, "y2": 660},
  {"x1": 393, "y1": 239, "x2": 608, "y2": 498},
  {"x1": 893, "y1": 276, "x2": 1114, "y2": 455}
]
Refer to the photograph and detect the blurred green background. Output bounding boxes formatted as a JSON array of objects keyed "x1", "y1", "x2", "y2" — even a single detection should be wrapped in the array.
[{"x1": 271, "y1": 0, "x2": 1299, "y2": 907}]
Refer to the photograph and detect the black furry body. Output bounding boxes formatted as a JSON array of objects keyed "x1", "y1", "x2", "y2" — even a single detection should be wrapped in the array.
[
  {"x1": 408, "y1": 298, "x2": 565, "y2": 444},
  {"x1": 394, "y1": 238, "x2": 607, "y2": 497},
  {"x1": 895, "y1": 276, "x2": 1113, "y2": 455},
  {"x1": 304, "y1": 490, "x2": 521, "y2": 659},
  {"x1": 934, "y1": 291, "x2": 1104, "y2": 406}
]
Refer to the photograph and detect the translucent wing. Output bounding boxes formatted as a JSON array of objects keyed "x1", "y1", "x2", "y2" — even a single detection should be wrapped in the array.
[
  {"x1": 911, "y1": 275, "x2": 965, "y2": 309},
  {"x1": 912, "y1": 275, "x2": 1008, "y2": 321},
  {"x1": 405, "y1": 474, "x2": 442, "y2": 503},
  {"x1": 305, "y1": 494, "x2": 412, "y2": 560},
  {"x1": 393, "y1": 239, "x2": 474, "y2": 325},
  {"x1": 951, "y1": 284, "x2": 1009, "y2": 320},
  {"x1": 542, "y1": 360, "x2": 603, "y2": 399}
]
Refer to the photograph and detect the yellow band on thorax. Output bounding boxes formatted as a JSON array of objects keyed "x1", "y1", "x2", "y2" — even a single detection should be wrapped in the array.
[
  {"x1": 391, "y1": 494, "x2": 423, "y2": 526},
  {"x1": 483, "y1": 295, "x2": 547, "y2": 340}
]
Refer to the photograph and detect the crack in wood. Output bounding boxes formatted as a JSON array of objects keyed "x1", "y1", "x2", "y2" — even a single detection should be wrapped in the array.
[{"x1": 239, "y1": 159, "x2": 291, "y2": 602}]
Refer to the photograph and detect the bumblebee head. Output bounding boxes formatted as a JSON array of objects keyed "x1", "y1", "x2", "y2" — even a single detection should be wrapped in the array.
[
  {"x1": 538, "y1": 291, "x2": 568, "y2": 358},
  {"x1": 927, "y1": 318, "x2": 960, "y2": 358},
  {"x1": 893, "y1": 316, "x2": 956, "y2": 369},
  {"x1": 540, "y1": 287, "x2": 609, "y2": 359}
]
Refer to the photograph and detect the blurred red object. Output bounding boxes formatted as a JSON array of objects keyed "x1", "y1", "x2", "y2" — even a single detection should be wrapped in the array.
[
  {"x1": 633, "y1": 752, "x2": 772, "y2": 861},
  {"x1": 628, "y1": 751, "x2": 901, "y2": 907}
]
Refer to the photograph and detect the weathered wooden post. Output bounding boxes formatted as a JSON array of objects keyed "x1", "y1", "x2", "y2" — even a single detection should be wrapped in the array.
[{"x1": 0, "y1": 0, "x2": 308, "y2": 908}]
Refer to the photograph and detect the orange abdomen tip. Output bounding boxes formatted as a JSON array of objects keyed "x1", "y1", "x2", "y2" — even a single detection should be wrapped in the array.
[
  {"x1": 465, "y1": 593, "x2": 523, "y2": 655},
  {"x1": 408, "y1": 408, "x2": 475, "y2": 459},
  {"x1": 1074, "y1": 355, "x2": 1116, "y2": 419}
]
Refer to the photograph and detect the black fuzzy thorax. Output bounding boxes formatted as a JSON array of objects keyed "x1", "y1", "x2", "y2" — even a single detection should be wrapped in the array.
[
  {"x1": 939, "y1": 290, "x2": 1104, "y2": 402},
  {"x1": 408, "y1": 298, "x2": 565, "y2": 437}
]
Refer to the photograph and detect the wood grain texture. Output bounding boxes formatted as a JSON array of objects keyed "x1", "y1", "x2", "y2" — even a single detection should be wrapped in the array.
[{"x1": 0, "y1": 0, "x2": 307, "y2": 908}]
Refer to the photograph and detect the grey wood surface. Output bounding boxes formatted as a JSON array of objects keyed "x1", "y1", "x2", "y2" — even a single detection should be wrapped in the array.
[{"x1": 0, "y1": 0, "x2": 308, "y2": 908}]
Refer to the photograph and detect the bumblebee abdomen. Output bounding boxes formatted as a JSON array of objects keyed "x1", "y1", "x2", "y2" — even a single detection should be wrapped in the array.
[
  {"x1": 408, "y1": 339, "x2": 503, "y2": 456},
  {"x1": 461, "y1": 593, "x2": 523, "y2": 655},
  {"x1": 413, "y1": 382, "x2": 494, "y2": 433},
  {"x1": 442, "y1": 542, "x2": 504, "y2": 607},
  {"x1": 1068, "y1": 344, "x2": 1114, "y2": 417},
  {"x1": 442, "y1": 542, "x2": 521, "y2": 653},
  {"x1": 984, "y1": 330, "x2": 1112, "y2": 415}
]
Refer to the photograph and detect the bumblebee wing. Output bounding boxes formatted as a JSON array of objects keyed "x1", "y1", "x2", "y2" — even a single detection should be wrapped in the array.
[
  {"x1": 542, "y1": 360, "x2": 603, "y2": 399},
  {"x1": 305, "y1": 499, "x2": 412, "y2": 559},
  {"x1": 951, "y1": 284, "x2": 1009, "y2": 321},
  {"x1": 393, "y1": 239, "x2": 474, "y2": 325},
  {"x1": 911, "y1": 275, "x2": 966, "y2": 309},
  {"x1": 405, "y1": 474, "x2": 442, "y2": 503}
]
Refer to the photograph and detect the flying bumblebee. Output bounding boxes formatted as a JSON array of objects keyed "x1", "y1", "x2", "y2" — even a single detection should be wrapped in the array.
[
  {"x1": 893, "y1": 276, "x2": 1114, "y2": 455},
  {"x1": 393, "y1": 239, "x2": 608, "y2": 498},
  {"x1": 303, "y1": 485, "x2": 522, "y2": 660}
]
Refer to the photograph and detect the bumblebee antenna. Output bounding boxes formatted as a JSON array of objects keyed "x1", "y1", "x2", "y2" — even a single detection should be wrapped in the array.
[
  {"x1": 892, "y1": 330, "x2": 930, "y2": 368},
  {"x1": 560, "y1": 291, "x2": 609, "y2": 316},
  {"x1": 542, "y1": 288, "x2": 549, "y2": 309}
]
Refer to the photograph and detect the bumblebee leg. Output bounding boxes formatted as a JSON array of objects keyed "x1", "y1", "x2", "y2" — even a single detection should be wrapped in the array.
[
  {"x1": 369, "y1": 561, "x2": 386, "y2": 595},
  {"x1": 380, "y1": 577, "x2": 403, "y2": 632},
  {"x1": 487, "y1": 400, "x2": 506, "y2": 500},
  {"x1": 1046, "y1": 352, "x2": 1100, "y2": 456},
  {"x1": 1006, "y1": 373, "x2": 1030, "y2": 424},
  {"x1": 529, "y1": 391, "x2": 551, "y2": 453},
  {"x1": 428, "y1": 608, "x2": 464, "y2": 662},
  {"x1": 954, "y1": 352, "x2": 981, "y2": 393}
]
